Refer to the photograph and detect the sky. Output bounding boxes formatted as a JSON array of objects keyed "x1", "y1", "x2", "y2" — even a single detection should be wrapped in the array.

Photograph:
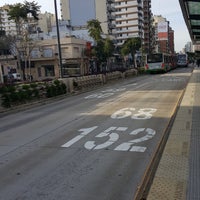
[
  {"x1": 151, "y1": 0, "x2": 191, "y2": 52},
  {"x1": 0, "y1": 0, "x2": 191, "y2": 52}
]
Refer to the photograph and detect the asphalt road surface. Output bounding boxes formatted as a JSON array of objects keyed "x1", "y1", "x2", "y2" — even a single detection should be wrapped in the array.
[{"x1": 0, "y1": 67, "x2": 192, "y2": 200}]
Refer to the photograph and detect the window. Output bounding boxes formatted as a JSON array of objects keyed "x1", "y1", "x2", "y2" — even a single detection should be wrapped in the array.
[
  {"x1": 73, "y1": 47, "x2": 79, "y2": 53},
  {"x1": 147, "y1": 53, "x2": 163, "y2": 63},
  {"x1": 43, "y1": 65, "x2": 55, "y2": 77},
  {"x1": 38, "y1": 67, "x2": 41, "y2": 77},
  {"x1": 43, "y1": 49, "x2": 53, "y2": 57}
]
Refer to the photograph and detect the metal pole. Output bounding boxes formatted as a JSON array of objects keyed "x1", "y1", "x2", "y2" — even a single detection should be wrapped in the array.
[{"x1": 54, "y1": 0, "x2": 63, "y2": 78}]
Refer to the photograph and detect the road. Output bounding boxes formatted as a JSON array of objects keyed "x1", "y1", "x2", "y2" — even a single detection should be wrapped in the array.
[{"x1": 0, "y1": 67, "x2": 192, "y2": 200}]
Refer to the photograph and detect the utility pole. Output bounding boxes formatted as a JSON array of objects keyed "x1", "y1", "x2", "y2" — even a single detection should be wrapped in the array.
[{"x1": 54, "y1": 0, "x2": 63, "y2": 78}]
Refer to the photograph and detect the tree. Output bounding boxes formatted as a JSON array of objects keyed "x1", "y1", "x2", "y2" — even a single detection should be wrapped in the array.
[
  {"x1": 87, "y1": 19, "x2": 115, "y2": 72},
  {"x1": 7, "y1": 3, "x2": 27, "y2": 35},
  {"x1": 6, "y1": 1, "x2": 41, "y2": 80},
  {"x1": 121, "y1": 37, "x2": 141, "y2": 67},
  {"x1": 8, "y1": 1, "x2": 40, "y2": 35},
  {"x1": 104, "y1": 37, "x2": 115, "y2": 58},
  {"x1": 24, "y1": 1, "x2": 40, "y2": 20},
  {"x1": 87, "y1": 19, "x2": 102, "y2": 42},
  {"x1": 121, "y1": 37, "x2": 141, "y2": 56}
]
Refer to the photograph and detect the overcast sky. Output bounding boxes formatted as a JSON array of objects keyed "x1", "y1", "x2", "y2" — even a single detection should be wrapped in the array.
[{"x1": 0, "y1": 0, "x2": 191, "y2": 52}]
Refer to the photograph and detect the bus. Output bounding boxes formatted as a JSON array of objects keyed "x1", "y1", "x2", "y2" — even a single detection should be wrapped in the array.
[
  {"x1": 145, "y1": 53, "x2": 173, "y2": 73},
  {"x1": 177, "y1": 54, "x2": 188, "y2": 67},
  {"x1": 170, "y1": 54, "x2": 178, "y2": 70}
]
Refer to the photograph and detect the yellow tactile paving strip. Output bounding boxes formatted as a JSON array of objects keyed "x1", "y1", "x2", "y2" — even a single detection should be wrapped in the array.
[{"x1": 147, "y1": 69, "x2": 196, "y2": 200}]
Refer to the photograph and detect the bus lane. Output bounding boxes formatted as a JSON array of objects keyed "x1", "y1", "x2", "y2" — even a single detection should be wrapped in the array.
[
  {"x1": 60, "y1": 86, "x2": 183, "y2": 200},
  {"x1": 0, "y1": 69, "x2": 191, "y2": 200}
]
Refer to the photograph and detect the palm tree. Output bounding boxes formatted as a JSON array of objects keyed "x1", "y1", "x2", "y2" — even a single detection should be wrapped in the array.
[
  {"x1": 87, "y1": 19, "x2": 102, "y2": 42},
  {"x1": 87, "y1": 19, "x2": 115, "y2": 72},
  {"x1": 121, "y1": 37, "x2": 141, "y2": 67}
]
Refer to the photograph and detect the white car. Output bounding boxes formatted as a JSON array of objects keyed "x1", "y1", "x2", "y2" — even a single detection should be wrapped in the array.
[{"x1": 12, "y1": 73, "x2": 21, "y2": 81}]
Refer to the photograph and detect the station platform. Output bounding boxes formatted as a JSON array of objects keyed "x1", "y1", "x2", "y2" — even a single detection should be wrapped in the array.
[{"x1": 147, "y1": 66, "x2": 200, "y2": 200}]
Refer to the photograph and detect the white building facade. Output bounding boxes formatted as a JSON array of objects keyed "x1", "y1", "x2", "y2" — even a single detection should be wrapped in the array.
[
  {"x1": 113, "y1": 0, "x2": 144, "y2": 45},
  {"x1": 0, "y1": 5, "x2": 17, "y2": 36}
]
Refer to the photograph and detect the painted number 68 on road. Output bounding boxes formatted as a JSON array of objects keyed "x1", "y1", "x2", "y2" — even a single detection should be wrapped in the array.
[{"x1": 111, "y1": 108, "x2": 157, "y2": 120}]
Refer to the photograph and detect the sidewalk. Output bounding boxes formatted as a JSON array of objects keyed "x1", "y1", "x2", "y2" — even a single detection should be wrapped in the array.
[{"x1": 147, "y1": 67, "x2": 200, "y2": 200}]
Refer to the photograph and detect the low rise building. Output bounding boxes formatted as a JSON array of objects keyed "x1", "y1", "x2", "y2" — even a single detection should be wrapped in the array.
[{"x1": 21, "y1": 36, "x2": 91, "y2": 80}]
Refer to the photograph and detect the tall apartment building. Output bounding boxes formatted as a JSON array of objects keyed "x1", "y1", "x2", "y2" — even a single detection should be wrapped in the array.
[
  {"x1": 143, "y1": 0, "x2": 154, "y2": 53},
  {"x1": 168, "y1": 27, "x2": 175, "y2": 54},
  {"x1": 97, "y1": 0, "x2": 145, "y2": 46},
  {"x1": 37, "y1": 12, "x2": 56, "y2": 34},
  {"x1": 113, "y1": 0, "x2": 144, "y2": 46},
  {"x1": 60, "y1": 0, "x2": 150, "y2": 47},
  {"x1": 95, "y1": 0, "x2": 114, "y2": 35},
  {"x1": 60, "y1": 0, "x2": 70, "y2": 22},
  {"x1": 153, "y1": 15, "x2": 174, "y2": 54},
  {"x1": 0, "y1": 4, "x2": 57, "y2": 36},
  {"x1": 0, "y1": 5, "x2": 18, "y2": 36},
  {"x1": 0, "y1": 7, "x2": 4, "y2": 35},
  {"x1": 185, "y1": 41, "x2": 193, "y2": 53}
]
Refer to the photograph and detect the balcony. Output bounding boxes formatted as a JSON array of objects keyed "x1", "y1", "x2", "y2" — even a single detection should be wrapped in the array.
[
  {"x1": 107, "y1": 5, "x2": 116, "y2": 12},
  {"x1": 107, "y1": 14, "x2": 116, "y2": 20},
  {"x1": 108, "y1": 23, "x2": 116, "y2": 29},
  {"x1": 115, "y1": 2, "x2": 138, "y2": 9}
]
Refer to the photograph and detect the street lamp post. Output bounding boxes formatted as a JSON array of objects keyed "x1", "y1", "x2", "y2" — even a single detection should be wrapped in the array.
[{"x1": 54, "y1": 0, "x2": 63, "y2": 78}]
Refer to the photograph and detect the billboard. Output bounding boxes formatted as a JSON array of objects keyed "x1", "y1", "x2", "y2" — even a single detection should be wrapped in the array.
[{"x1": 158, "y1": 22, "x2": 168, "y2": 41}]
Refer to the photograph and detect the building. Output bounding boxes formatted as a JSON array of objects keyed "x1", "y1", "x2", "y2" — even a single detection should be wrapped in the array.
[
  {"x1": 0, "y1": 4, "x2": 56, "y2": 36},
  {"x1": 0, "y1": 34, "x2": 91, "y2": 81},
  {"x1": 60, "y1": 0, "x2": 96, "y2": 26},
  {"x1": 95, "y1": 0, "x2": 115, "y2": 35},
  {"x1": 0, "y1": 1, "x2": 158, "y2": 80},
  {"x1": 29, "y1": 36, "x2": 89, "y2": 79},
  {"x1": 143, "y1": 0, "x2": 154, "y2": 54},
  {"x1": 112, "y1": 0, "x2": 144, "y2": 46},
  {"x1": 185, "y1": 41, "x2": 193, "y2": 53},
  {"x1": 168, "y1": 26, "x2": 175, "y2": 54},
  {"x1": 0, "y1": 5, "x2": 18, "y2": 36},
  {"x1": 0, "y1": 3, "x2": 94, "y2": 80},
  {"x1": 0, "y1": 55, "x2": 17, "y2": 77},
  {"x1": 60, "y1": 0, "x2": 149, "y2": 47},
  {"x1": 60, "y1": 0, "x2": 70, "y2": 22},
  {"x1": 60, "y1": 0, "x2": 113, "y2": 36},
  {"x1": 153, "y1": 15, "x2": 175, "y2": 54},
  {"x1": 37, "y1": 12, "x2": 56, "y2": 34}
]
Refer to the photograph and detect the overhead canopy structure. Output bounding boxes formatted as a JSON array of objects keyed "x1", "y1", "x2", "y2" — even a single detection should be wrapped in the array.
[{"x1": 179, "y1": 0, "x2": 200, "y2": 44}]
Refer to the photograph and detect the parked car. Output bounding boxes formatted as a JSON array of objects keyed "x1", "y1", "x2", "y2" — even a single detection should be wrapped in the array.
[
  {"x1": 12, "y1": 73, "x2": 21, "y2": 81},
  {"x1": 3, "y1": 73, "x2": 21, "y2": 83}
]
